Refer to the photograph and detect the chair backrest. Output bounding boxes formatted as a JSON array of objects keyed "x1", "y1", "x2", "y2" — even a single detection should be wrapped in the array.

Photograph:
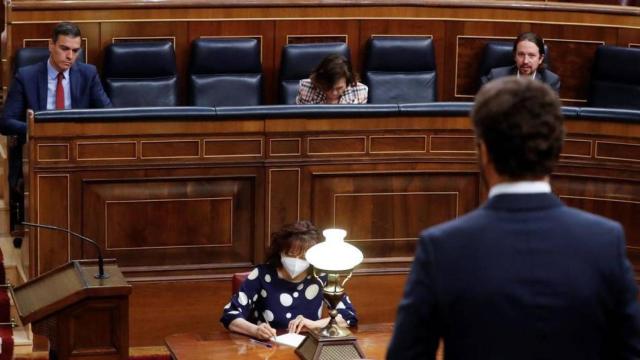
[
  {"x1": 232, "y1": 272, "x2": 250, "y2": 294},
  {"x1": 189, "y1": 38, "x2": 263, "y2": 107},
  {"x1": 588, "y1": 45, "x2": 640, "y2": 110},
  {"x1": 103, "y1": 41, "x2": 178, "y2": 107},
  {"x1": 278, "y1": 42, "x2": 350, "y2": 104},
  {"x1": 478, "y1": 40, "x2": 550, "y2": 84},
  {"x1": 14, "y1": 47, "x2": 85, "y2": 73},
  {"x1": 363, "y1": 37, "x2": 437, "y2": 104}
]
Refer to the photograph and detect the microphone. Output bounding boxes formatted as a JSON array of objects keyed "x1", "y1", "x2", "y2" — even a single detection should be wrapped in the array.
[{"x1": 22, "y1": 222, "x2": 109, "y2": 279}]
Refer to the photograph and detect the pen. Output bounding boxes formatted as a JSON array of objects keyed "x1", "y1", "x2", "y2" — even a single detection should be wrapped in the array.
[
  {"x1": 249, "y1": 338, "x2": 273, "y2": 348},
  {"x1": 263, "y1": 318, "x2": 277, "y2": 341}
]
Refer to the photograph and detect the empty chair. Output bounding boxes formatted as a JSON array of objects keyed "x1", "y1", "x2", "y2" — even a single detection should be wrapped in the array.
[
  {"x1": 363, "y1": 37, "x2": 437, "y2": 103},
  {"x1": 588, "y1": 45, "x2": 640, "y2": 110},
  {"x1": 189, "y1": 38, "x2": 262, "y2": 107},
  {"x1": 278, "y1": 42, "x2": 350, "y2": 104},
  {"x1": 103, "y1": 41, "x2": 178, "y2": 107}
]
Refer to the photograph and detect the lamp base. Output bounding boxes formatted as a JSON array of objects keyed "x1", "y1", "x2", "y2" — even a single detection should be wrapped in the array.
[{"x1": 295, "y1": 328, "x2": 365, "y2": 360}]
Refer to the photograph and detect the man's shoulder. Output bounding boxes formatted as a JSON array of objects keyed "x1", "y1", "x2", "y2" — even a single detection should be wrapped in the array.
[
  {"x1": 541, "y1": 69, "x2": 560, "y2": 83},
  {"x1": 71, "y1": 62, "x2": 98, "y2": 74}
]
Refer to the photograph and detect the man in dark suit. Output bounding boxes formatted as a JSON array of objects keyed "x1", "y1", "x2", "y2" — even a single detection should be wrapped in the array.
[
  {"x1": 1, "y1": 21, "x2": 111, "y2": 239},
  {"x1": 387, "y1": 77, "x2": 640, "y2": 360},
  {"x1": 481, "y1": 32, "x2": 561, "y2": 92},
  {"x1": 1, "y1": 21, "x2": 111, "y2": 136}
]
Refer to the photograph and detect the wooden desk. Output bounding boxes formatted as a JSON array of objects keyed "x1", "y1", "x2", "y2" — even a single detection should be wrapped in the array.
[{"x1": 165, "y1": 324, "x2": 393, "y2": 360}]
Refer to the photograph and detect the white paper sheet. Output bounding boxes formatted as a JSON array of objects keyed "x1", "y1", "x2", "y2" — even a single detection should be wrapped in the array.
[{"x1": 274, "y1": 332, "x2": 306, "y2": 348}]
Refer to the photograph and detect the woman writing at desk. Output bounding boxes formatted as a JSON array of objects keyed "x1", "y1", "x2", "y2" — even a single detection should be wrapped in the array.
[{"x1": 220, "y1": 221, "x2": 358, "y2": 340}]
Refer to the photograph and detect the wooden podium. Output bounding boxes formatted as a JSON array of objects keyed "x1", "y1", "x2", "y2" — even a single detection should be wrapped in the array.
[{"x1": 11, "y1": 259, "x2": 131, "y2": 360}]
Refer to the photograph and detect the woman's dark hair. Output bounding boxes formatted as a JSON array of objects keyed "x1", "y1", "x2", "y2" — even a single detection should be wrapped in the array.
[
  {"x1": 472, "y1": 77, "x2": 564, "y2": 179},
  {"x1": 513, "y1": 32, "x2": 546, "y2": 70},
  {"x1": 310, "y1": 54, "x2": 358, "y2": 91},
  {"x1": 52, "y1": 22, "x2": 81, "y2": 42},
  {"x1": 266, "y1": 221, "x2": 321, "y2": 269}
]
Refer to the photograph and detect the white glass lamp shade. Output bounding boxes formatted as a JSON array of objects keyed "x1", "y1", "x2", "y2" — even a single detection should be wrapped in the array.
[{"x1": 305, "y1": 228, "x2": 364, "y2": 271}]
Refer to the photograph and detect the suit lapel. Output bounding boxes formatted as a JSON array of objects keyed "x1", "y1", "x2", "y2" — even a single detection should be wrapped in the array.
[
  {"x1": 70, "y1": 65, "x2": 80, "y2": 108},
  {"x1": 38, "y1": 62, "x2": 48, "y2": 110}
]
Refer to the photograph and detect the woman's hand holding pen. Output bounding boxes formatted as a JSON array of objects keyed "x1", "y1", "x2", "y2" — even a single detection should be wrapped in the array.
[{"x1": 254, "y1": 322, "x2": 277, "y2": 340}]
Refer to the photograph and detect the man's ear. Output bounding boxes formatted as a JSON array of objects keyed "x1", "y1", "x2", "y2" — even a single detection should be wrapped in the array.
[
  {"x1": 477, "y1": 140, "x2": 489, "y2": 167},
  {"x1": 48, "y1": 39, "x2": 55, "y2": 52}
]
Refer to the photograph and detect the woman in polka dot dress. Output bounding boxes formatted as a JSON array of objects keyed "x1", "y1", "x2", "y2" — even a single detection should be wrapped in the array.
[{"x1": 221, "y1": 221, "x2": 358, "y2": 340}]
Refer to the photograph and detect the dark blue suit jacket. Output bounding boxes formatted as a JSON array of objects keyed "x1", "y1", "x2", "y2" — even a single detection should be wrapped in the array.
[
  {"x1": 480, "y1": 65, "x2": 561, "y2": 93},
  {"x1": 1, "y1": 60, "x2": 112, "y2": 136},
  {"x1": 388, "y1": 193, "x2": 640, "y2": 360}
]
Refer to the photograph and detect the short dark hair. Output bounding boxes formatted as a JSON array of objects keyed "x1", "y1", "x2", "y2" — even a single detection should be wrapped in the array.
[
  {"x1": 472, "y1": 77, "x2": 564, "y2": 179},
  {"x1": 266, "y1": 221, "x2": 321, "y2": 269},
  {"x1": 310, "y1": 54, "x2": 357, "y2": 91},
  {"x1": 52, "y1": 22, "x2": 81, "y2": 42}
]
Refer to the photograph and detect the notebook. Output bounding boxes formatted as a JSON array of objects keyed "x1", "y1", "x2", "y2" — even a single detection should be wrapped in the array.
[{"x1": 273, "y1": 332, "x2": 306, "y2": 348}]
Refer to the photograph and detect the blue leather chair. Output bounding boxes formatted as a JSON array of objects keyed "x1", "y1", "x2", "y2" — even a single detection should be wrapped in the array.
[
  {"x1": 478, "y1": 40, "x2": 549, "y2": 87},
  {"x1": 363, "y1": 37, "x2": 437, "y2": 103},
  {"x1": 14, "y1": 46, "x2": 85, "y2": 73},
  {"x1": 588, "y1": 45, "x2": 640, "y2": 110},
  {"x1": 103, "y1": 41, "x2": 178, "y2": 107},
  {"x1": 278, "y1": 42, "x2": 350, "y2": 104},
  {"x1": 189, "y1": 38, "x2": 262, "y2": 106}
]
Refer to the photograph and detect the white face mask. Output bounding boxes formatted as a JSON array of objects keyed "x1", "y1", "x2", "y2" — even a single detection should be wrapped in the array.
[{"x1": 281, "y1": 254, "x2": 310, "y2": 278}]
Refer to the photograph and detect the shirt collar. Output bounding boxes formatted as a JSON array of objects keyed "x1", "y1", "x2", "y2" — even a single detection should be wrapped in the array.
[
  {"x1": 516, "y1": 70, "x2": 537, "y2": 79},
  {"x1": 488, "y1": 180, "x2": 551, "y2": 198},
  {"x1": 47, "y1": 58, "x2": 70, "y2": 80}
]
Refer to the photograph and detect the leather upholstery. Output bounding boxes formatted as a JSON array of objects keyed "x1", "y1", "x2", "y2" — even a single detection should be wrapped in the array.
[
  {"x1": 364, "y1": 37, "x2": 437, "y2": 103},
  {"x1": 278, "y1": 42, "x2": 350, "y2": 104},
  {"x1": 14, "y1": 47, "x2": 85, "y2": 73},
  {"x1": 588, "y1": 45, "x2": 640, "y2": 110},
  {"x1": 35, "y1": 106, "x2": 215, "y2": 121},
  {"x1": 578, "y1": 107, "x2": 640, "y2": 122},
  {"x1": 478, "y1": 41, "x2": 549, "y2": 86},
  {"x1": 189, "y1": 38, "x2": 263, "y2": 106},
  {"x1": 103, "y1": 41, "x2": 178, "y2": 107}
]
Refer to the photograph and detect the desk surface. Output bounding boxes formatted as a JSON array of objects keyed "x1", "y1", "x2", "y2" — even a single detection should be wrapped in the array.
[{"x1": 165, "y1": 323, "x2": 394, "y2": 359}]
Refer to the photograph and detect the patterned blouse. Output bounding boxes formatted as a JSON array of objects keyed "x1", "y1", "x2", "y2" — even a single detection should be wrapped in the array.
[
  {"x1": 220, "y1": 264, "x2": 358, "y2": 329},
  {"x1": 295, "y1": 79, "x2": 368, "y2": 105}
]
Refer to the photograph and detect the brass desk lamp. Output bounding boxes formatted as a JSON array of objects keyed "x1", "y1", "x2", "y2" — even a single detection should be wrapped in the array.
[{"x1": 295, "y1": 228, "x2": 365, "y2": 360}]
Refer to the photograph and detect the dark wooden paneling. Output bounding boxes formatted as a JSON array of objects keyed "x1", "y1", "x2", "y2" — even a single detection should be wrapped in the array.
[
  {"x1": 311, "y1": 171, "x2": 479, "y2": 260},
  {"x1": 269, "y1": 138, "x2": 301, "y2": 156},
  {"x1": 596, "y1": 141, "x2": 640, "y2": 162},
  {"x1": 141, "y1": 140, "x2": 200, "y2": 159},
  {"x1": 370, "y1": 135, "x2": 427, "y2": 153},
  {"x1": 204, "y1": 138, "x2": 263, "y2": 157},
  {"x1": 36, "y1": 175, "x2": 70, "y2": 274},
  {"x1": 430, "y1": 135, "x2": 476, "y2": 153},
  {"x1": 77, "y1": 141, "x2": 137, "y2": 160},
  {"x1": 561, "y1": 139, "x2": 593, "y2": 158},
  {"x1": 308, "y1": 136, "x2": 366, "y2": 155},
  {"x1": 267, "y1": 168, "x2": 300, "y2": 247},
  {"x1": 37, "y1": 144, "x2": 69, "y2": 161},
  {"x1": 81, "y1": 175, "x2": 255, "y2": 270}
]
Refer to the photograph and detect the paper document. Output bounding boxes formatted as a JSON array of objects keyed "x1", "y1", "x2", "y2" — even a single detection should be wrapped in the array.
[{"x1": 274, "y1": 332, "x2": 306, "y2": 348}]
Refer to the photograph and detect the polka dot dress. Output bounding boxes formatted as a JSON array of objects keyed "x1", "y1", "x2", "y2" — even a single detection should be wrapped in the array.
[{"x1": 221, "y1": 264, "x2": 358, "y2": 329}]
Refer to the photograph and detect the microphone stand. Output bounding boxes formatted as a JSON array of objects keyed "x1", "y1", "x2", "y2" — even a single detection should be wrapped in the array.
[{"x1": 22, "y1": 222, "x2": 109, "y2": 279}]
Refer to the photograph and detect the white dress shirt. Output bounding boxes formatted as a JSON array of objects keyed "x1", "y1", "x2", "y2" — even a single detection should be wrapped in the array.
[
  {"x1": 46, "y1": 59, "x2": 71, "y2": 110},
  {"x1": 488, "y1": 180, "x2": 551, "y2": 198}
]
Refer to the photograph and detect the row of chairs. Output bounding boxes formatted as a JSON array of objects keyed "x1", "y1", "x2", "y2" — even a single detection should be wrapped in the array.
[{"x1": 13, "y1": 37, "x2": 640, "y2": 109}]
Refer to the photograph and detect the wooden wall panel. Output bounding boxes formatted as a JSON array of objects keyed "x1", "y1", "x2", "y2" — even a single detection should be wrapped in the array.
[
  {"x1": 359, "y1": 20, "x2": 446, "y2": 101},
  {"x1": 311, "y1": 170, "x2": 479, "y2": 261},
  {"x1": 188, "y1": 21, "x2": 276, "y2": 103},
  {"x1": 35, "y1": 174, "x2": 70, "y2": 274},
  {"x1": 267, "y1": 168, "x2": 300, "y2": 246},
  {"x1": 81, "y1": 175, "x2": 256, "y2": 272},
  {"x1": 618, "y1": 28, "x2": 640, "y2": 48}
]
